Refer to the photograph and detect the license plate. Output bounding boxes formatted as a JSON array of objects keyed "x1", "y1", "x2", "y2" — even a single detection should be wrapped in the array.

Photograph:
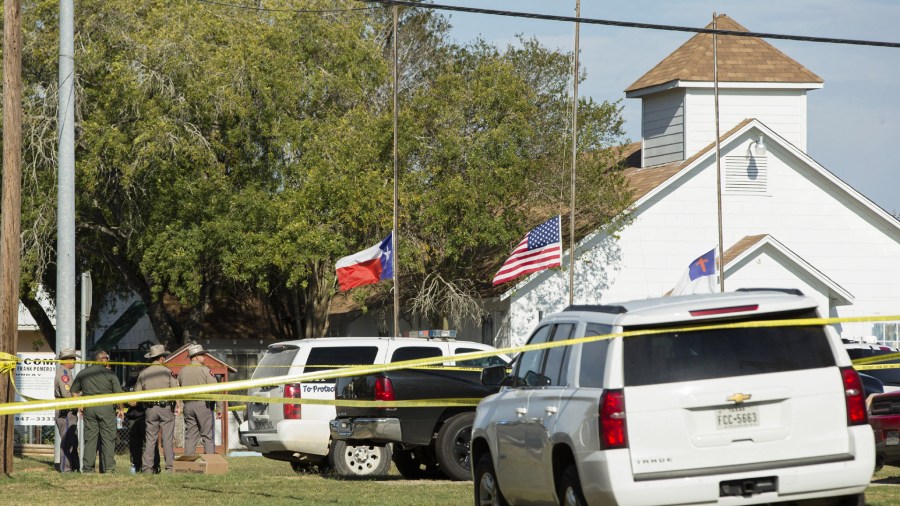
[
  {"x1": 252, "y1": 419, "x2": 273, "y2": 431},
  {"x1": 887, "y1": 431, "x2": 899, "y2": 446},
  {"x1": 716, "y1": 406, "x2": 759, "y2": 429}
]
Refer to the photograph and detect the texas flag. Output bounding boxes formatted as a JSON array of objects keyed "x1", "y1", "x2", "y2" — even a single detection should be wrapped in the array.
[
  {"x1": 335, "y1": 233, "x2": 393, "y2": 291},
  {"x1": 671, "y1": 248, "x2": 718, "y2": 295}
]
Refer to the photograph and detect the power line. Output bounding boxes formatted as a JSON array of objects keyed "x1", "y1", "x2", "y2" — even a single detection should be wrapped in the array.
[
  {"x1": 195, "y1": 0, "x2": 381, "y2": 14},
  {"x1": 360, "y1": 0, "x2": 900, "y2": 49}
]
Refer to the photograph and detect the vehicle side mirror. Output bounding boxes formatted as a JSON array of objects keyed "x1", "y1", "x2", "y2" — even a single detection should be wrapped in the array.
[{"x1": 481, "y1": 365, "x2": 508, "y2": 386}]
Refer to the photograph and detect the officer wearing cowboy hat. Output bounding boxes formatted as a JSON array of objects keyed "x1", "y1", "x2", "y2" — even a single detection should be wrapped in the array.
[
  {"x1": 178, "y1": 344, "x2": 220, "y2": 455},
  {"x1": 134, "y1": 344, "x2": 181, "y2": 473},
  {"x1": 54, "y1": 348, "x2": 80, "y2": 472}
]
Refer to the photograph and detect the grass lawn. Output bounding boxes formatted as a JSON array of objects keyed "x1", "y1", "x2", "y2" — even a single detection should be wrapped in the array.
[
  {"x1": 4, "y1": 454, "x2": 900, "y2": 505},
  {"x1": 1, "y1": 454, "x2": 470, "y2": 505}
]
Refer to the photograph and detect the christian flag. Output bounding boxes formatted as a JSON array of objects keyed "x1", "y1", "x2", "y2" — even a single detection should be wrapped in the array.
[
  {"x1": 492, "y1": 216, "x2": 562, "y2": 286},
  {"x1": 335, "y1": 233, "x2": 393, "y2": 291},
  {"x1": 671, "y1": 248, "x2": 717, "y2": 295}
]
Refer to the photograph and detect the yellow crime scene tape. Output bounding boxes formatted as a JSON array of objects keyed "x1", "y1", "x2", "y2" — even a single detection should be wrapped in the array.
[{"x1": 1, "y1": 313, "x2": 899, "y2": 415}]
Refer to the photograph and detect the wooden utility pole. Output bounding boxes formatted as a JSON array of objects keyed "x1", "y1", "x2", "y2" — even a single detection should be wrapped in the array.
[{"x1": 1, "y1": 0, "x2": 24, "y2": 475}]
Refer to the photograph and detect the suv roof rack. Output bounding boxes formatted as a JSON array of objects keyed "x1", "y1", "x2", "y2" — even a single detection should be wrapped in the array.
[
  {"x1": 735, "y1": 288, "x2": 804, "y2": 296},
  {"x1": 563, "y1": 304, "x2": 627, "y2": 314}
]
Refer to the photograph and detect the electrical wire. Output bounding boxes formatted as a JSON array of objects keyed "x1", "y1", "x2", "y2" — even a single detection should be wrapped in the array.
[
  {"x1": 194, "y1": 0, "x2": 381, "y2": 14},
  {"x1": 360, "y1": 0, "x2": 900, "y2": 49}
]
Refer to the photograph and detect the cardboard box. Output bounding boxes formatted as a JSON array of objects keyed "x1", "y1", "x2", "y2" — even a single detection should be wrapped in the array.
[{"x1": 173, "y1": 454, "x2": 229, "y2": 475}]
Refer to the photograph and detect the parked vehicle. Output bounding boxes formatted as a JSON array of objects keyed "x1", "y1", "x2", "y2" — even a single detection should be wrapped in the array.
[
  {"x1": 330, "y1": 348, "x2": 509, "y2": 481},
  {"x1": 472, "y1": 289, "x2": 873, "y2": 506},
  {"x1": 238, "y1": 336, "x2": 500, "y2": 477},
  {"x1": 843, "y1": 341, "x2": 900, "y2": 391},
  {"x1": 868, "y1": 389, "x2": 900, "y2": 471}
]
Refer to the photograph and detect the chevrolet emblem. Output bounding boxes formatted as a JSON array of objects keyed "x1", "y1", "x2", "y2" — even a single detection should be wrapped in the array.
[{"x1": 727, "y1": 393, "x2": 752, "y2": 404}]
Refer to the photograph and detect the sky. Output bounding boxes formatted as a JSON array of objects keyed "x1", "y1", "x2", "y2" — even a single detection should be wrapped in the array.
[{"x1": 437, "y1": 0, "x2": 900, "y2": 215}]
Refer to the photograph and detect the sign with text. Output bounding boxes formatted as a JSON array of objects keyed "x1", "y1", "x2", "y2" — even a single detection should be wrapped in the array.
[{"x1": 14, "y1": 352, "x2": 56, "y2": 426}]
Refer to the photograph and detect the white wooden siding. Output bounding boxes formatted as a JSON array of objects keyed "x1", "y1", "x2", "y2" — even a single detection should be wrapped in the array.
[{"x1": 683, "y1": 89, "x2": 808, "y2": 154}]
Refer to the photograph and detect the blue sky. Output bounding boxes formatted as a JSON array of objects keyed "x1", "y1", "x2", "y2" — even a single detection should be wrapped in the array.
[{"x1": 439, "y1": 0, "x2": 900, "y2": 215}]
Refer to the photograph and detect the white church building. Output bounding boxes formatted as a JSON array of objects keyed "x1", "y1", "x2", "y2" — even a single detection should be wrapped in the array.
[{"x1": 498, "y1": 14, "x2": 900, "y2": 347}]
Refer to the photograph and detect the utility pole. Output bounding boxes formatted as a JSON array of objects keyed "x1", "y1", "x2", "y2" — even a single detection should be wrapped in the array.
[
  {"x1": 1, "y1": 0, "x2": 24, "y2": 476},
  {"x1": 58, "y1": 0, "x2": 77, "y2": 355},
  {"x1": 392, "y1": 5, "x2": 400, "y2": 336},
  {"x1": 568, "y1": 0, "x2": 580, "y2": 305}
]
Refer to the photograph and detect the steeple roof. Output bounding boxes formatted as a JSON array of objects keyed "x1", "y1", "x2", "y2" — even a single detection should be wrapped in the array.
[{"x1": 625, "y1": 14, "x2": 823, "y2": 93}]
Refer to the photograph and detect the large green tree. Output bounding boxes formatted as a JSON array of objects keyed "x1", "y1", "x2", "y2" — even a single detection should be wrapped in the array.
[{"x1": 10, "y1": 0, "x2": 629, "y2": 347}]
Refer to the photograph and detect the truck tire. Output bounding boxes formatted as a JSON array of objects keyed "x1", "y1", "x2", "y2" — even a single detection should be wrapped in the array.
[
  {"x1": 474, "y1": 453, "x2": 508, "y2": 506},
  {"x1": 392, "y1": 446, "x2": 444, "y2": 480},
  {"x1": 558, "y1": 465, "x2": 587, "y2": 506},
  {"x1": 329, "y1": 440, "x2": 392, "y2": 477},
  {"x1": 435, "y1": 411, "x2": 476, "y2": 481}
]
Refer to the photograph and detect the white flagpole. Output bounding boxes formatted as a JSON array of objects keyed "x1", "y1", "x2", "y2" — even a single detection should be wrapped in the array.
[
  {"x1": 713, "y1": 13, "x2": 725, "y2": 292},
  {"x1": 568, "y1": 0, "x2": 580, "y2": 305}
]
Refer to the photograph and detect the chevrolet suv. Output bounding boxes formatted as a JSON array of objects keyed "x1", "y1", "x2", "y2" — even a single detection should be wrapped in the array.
[{"x1": 471, "y1": 289, "x2": 873, "y2": 505}]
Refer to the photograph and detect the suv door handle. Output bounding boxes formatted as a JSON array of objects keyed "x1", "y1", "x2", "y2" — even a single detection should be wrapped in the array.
[
  {"x1": 515, "y1": 407, "x2": 527, "y2": 416},
  {"x1": 545, "y1": 406, "x2": 558, "y2": 415}
]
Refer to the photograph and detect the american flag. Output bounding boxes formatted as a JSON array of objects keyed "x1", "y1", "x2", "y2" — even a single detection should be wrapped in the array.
[{"x1": 492, "y1": 215, "x2": 562, "y2": 286}]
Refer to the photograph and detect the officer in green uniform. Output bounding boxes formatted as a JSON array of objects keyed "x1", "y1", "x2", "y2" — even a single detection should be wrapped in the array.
[
  {"x1": 71, "y1": 350, "x2": 124, "y2": 473},
  {"x1": 54, "y1": 348, "x2": 80, "y2": 472}
]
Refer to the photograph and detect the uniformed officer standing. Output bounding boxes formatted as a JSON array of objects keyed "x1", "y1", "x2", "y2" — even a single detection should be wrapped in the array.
[
  {"x1": 70, "y1": 350, "x2": 125, "y2": 473},
  {"x1": 135, "y1": 344, "x2": 181, "y2": 473},
  {"x1": 54, "y1": 348, "x2": 80, "y2": 472},
  {"x1": 178, "y1": 344, "x2": 220, "y2": 455}
]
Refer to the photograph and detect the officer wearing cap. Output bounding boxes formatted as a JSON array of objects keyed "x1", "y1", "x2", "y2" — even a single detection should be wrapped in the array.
[
  {"x1": 54, "y1": 348, "x2": 80, "y2": 472},
  {"x1": 135, "y1": 344, "x2": 181, "y2": 473},
  {"x1": 178, "y1": 344, "x2": 220, "y2": 455},
  {"x1": 70, "y1": 350, "x2": 125, "y2": 473}
]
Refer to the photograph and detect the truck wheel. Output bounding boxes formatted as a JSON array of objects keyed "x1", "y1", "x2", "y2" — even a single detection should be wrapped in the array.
[
  {"x1": 435, "y1": 411, "x2": 475, "y2": 481},
  {"x1": 329, "y1": 440, "x2": 392, "y2": 477},
  {"x1": 393, "y1": 447, "x2": 443, "y2": 480},
  {"x1": 558, "y1": 465, "x2": 586, "y2": 506},
  {"x1": 474, "y1": 453, "x2": 508, "y2": 506}
]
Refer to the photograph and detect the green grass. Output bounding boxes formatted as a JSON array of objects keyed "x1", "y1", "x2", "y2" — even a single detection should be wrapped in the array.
[
  {"x1": 1, "y1": 454, "x2": 470, "y2": 505},
  {"x1": 4, "y1": 455, "x2": 900, "y2": 505}
]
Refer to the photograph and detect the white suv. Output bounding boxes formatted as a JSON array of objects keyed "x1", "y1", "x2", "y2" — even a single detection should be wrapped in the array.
[
  {"x1": 472, "y1": 290, "x2": 874, "y2": 505},
  {"x1": 238, "y1": 336, "x2": 502, "y2": 477}
]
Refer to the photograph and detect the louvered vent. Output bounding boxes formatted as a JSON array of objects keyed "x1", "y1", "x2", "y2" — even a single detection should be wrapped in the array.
[{"x1": 724, "y1": 156, "x2": 768, "y2": 194}]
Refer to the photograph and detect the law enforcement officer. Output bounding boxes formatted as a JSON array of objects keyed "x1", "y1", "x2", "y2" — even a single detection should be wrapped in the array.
[
  {"x1": 54, "y1": 348, "x2": 80, "y2": 472},
  {"x1": 178, "y1": 344, "x2": 220, "y2": 455},
  {"x1": 70, "y1": 350, "x2": 125, "y2": 473},
  {"x1": 135, "y1": 344, "x2": 181, "y2": 473}
]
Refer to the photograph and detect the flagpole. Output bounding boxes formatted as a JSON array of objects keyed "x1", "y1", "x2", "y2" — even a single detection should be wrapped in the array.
[
  {"x1": 392, "y1": 5, "x2": 401, "y2": 335},
  {"x1": 713, "y1": 12, "x2": 726, "y2": 292},
  {"x1": 568, "y1": 0, "x2": 580, "y2": 305}
]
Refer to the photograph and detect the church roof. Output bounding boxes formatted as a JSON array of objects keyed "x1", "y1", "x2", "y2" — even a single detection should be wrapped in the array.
[{"x1": 625, "y1": 14, "x2": 823, "y2": 93}]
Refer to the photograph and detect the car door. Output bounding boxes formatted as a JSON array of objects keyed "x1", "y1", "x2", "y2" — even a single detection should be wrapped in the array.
[
  {"x1": 492, "y1": 324, "x2": 552, "y2": 504},
  {"x1": 520, "y1": 322, "x2": 576, "y2": 505}
]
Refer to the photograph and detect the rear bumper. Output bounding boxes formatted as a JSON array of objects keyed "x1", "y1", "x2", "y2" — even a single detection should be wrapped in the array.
[
  {"x1": 239, "y1": 419, "x2": 331, "y2": 460},
  {"x1": 580, "y1": 426, "x2": 874, "y2": 506},
  {"x1": 330, "y1": 418, "x2": 402, "y2": 444}
]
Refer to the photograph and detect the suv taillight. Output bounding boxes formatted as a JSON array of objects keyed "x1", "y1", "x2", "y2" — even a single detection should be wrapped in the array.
[
  {"x1": 841, "y1": 367, "x2": 867, "y2": 426},
  {"x1": 375, "y1": 377, "x2": 395, "y2": 401},
  {"x1": 600, "y1": 389, "x2": 628, "y2": 450},
  {"x1": 284, "y1": 383, "x2": 302, "y2": 419}
]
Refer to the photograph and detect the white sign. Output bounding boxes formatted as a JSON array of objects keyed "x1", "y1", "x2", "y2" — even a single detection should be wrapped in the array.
[{"x1": 14, "y1": 352, "x2": 56, "y2": 426}]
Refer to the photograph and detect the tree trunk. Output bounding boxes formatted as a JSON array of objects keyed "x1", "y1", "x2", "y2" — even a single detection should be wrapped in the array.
[
  {"x1": 21, "y1": 293, "x2": 56, "y2": 352},
  {"x1": 302, "y1": 260, "x2": 333, "y2": 339}
]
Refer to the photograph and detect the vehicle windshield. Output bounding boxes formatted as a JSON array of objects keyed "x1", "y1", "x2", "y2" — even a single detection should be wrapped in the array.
[{"x1": 623, "y1": 309, "x2": 835, "y2": 386}]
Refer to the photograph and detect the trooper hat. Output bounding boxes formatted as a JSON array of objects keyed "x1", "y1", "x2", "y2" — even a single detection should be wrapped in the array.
[
  {"x1": 187, "y1": 344, "x2": 207, "y2": 358},
  {"x1": 144, "y1": 344, "x2": 170, "y2": 359},
  {"x1": 57, "y1": 348, "x2": 80, "y2": 360}
]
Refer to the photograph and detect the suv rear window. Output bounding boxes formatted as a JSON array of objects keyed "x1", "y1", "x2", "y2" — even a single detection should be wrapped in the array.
[
  {"x1": 623, "y1": 310, "x2": 835, "y2": 386},
  {"x1": 252, "y1": 346, "x2": 301, "y2": 379},
  {"x1": 304, "y1": 346, "x2": 379, "y2": 374}
]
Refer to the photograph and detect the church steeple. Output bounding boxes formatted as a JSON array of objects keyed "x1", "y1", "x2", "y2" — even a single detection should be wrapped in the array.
[{"x1": 625, "y1": 15, "x2": 823, "y2": 167}]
